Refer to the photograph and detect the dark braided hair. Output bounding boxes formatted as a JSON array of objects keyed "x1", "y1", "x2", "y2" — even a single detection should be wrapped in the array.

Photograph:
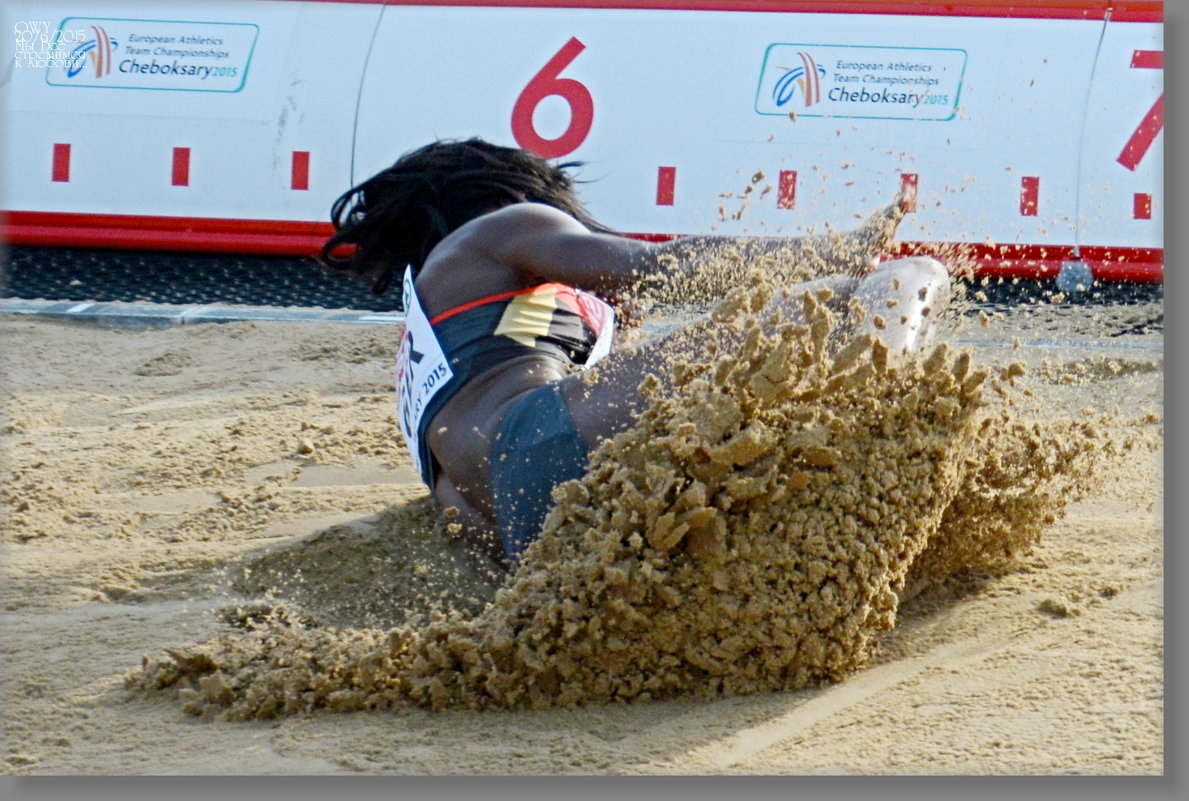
[{"x1": 319, "y1": 138, "x2": 608, "y2": 297}]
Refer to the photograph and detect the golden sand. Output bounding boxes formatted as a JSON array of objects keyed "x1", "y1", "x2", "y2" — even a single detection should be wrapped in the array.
[
  {"x1": 128, "y1": 263, "x2": 1127, "y2": 719},
  {"x1": 1, "y1": 276, "x2": 1162, "y2": 773}
]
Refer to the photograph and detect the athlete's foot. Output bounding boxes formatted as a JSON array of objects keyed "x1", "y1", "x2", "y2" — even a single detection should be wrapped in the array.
[
  {"x1": 848, "y1": 182, "x2": 916, "y2": 275},
  {"x1": 793, "y1": 184, "x2": 916, "y2": 277},
  {"x1": 851, "y1": 256, "x2": 950, "y2": 360}
]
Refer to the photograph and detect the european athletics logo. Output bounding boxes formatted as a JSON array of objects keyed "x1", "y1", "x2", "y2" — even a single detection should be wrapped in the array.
[
  {"x1": 756, "y1": 44, "x2": 965, "y2": 121},
  {"x1": 46, "y1": 18, "x2": 257, "y2": 93},
  {"x1": 772, "y1": 52, "x2": 826, "y2": 108},
  {"x1": 64, "y1": 25, "x2": 119, "y2": 79}
]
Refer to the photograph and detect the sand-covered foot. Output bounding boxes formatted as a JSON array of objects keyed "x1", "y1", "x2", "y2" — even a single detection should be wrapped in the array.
[
  {"x1": 811, "y1": 183, "x2": 916, "y2": 276},
  {"x1": 851, "y1": 256, "x2": 951, "y2": 359}
]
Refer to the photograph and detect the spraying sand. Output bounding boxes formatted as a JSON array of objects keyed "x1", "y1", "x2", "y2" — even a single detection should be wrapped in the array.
[{"x1": 1, "y1": 263, "x2": 1162, "y2": 774}]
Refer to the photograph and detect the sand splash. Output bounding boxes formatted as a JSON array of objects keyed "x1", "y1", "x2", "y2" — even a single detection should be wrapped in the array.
[{"x1": 130, "y1": 266, "x2": 1117, "y2": 719}]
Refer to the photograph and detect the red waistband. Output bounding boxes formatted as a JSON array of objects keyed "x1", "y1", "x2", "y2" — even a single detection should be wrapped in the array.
[{"x1": 428, "y1": 283, "x2": 570, "y2": 325}]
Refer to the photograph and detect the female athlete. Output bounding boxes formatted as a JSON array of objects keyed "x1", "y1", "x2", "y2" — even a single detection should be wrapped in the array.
[{"x1": 320, "y1": 138, "x2": 949, "y2": 566}]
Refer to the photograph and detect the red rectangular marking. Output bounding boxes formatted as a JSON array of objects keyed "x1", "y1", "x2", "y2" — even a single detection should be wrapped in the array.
[
  {"x1": 1133, "y1": 193, "x2": 1152, "y2": 220},
  {"x1": 1019, "y1": 176, "x2": 1039, "y2": 216},
  {"x1": 777, "y1": 170, "x2": 797, "y2": 209},
  {"x1": 171, "y1": 147, "x2": 191, "y2": 187},
  {"x1": 291, "y1": 151, "x2": 310, "y2": 191},
  {"x1": 1130, "y1": 50, "x2": 1163, "y2": 69},
  {"x1": 899, "y1": 172, "x2": 918, "y2": 212},
  {"x1": 52, "y1": 143, "x2": 71, "y2": 183},
  {"x1": 656, "y1": 166, "x2": 676, "y2": 206}
]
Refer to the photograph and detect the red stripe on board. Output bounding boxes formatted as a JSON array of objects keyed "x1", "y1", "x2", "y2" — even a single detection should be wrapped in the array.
[
  {"x1": 171, "y1": 147, "x2": 191, "y2": 187},
  {"x1": 4, "y1": 211, "x2": 333, "y2": 256},
  {"x1": 5, "y1": 224, "x2": 329, "y2": 256},
  {"x1": 1133, "y1": 193, "x2": 1152, "y2": 220},
  {"x1": 7, "y1": 211, "x2": 331, "y2": 235},
  {"x1": 899, "y1": 172, "x2": 918, "y2": 212},
  {"x1": 270, "y1": 0, "x2": 1161, "y2": 22},
  {"x1": 777, "y1": 170, "x2": 797, "y2": 209},
  {"x1": 1019, "y1": 176, "x2": 1039, "y2": 216},
  {"x1": 51, "y1": 144, "x2": 71, "y2": 183},
  {"x1": 1, "y1": 211, "x2": 1164, "y2": 282},
  {"x1": 969, "y1": 259, "x2": 1163, "y2": 283},
  {"x1": 656, "y1": 166, "x2": 676, "y2": 205},
  {"x1": 291, "y1": 151, "x2": 311, "y2": 191},
  {"x1": 1130, "y1": 50, "x2": 1163, "y2": 69},
  {"x1": 892, "y1": 241, "x2": 1163, "y2": 283}
]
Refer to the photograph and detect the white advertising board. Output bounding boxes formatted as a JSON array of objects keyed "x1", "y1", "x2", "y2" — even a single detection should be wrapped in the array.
[
  {"x1": 2, "y1": 0, "x2": 379, "y2": 221},
  {"x1": 0, "y1": 0, "x2": 1162, "y2": 272}
]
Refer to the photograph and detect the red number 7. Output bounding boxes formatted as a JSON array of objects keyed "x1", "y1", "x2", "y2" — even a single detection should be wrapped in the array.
[{"x1": 1116, "y1": 50, "x2": 1162, "y2": 172}]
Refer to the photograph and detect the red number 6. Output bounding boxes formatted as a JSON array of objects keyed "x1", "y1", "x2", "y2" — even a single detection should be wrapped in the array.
[{"x1": 511, "y1": 37, "x2": 593, "y2": 159}]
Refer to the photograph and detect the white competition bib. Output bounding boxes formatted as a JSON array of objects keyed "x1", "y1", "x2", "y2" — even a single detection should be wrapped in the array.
[{"x1": 395, "y1": 266, "x2": 453, "y2": 479}]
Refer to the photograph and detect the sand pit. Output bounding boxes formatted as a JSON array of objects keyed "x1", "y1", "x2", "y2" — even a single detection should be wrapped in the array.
[{"x1": 0, "y1": 279, "x2": 1163, "y2": 774}]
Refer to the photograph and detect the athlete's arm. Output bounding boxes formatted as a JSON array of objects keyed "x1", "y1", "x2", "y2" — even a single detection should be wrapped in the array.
[
  {"x1": 475, "y1": 186, "x2": 914, "y2": 300},
  {"x1": 473, "y1": 202, "x2": 655, "y2": 293}
]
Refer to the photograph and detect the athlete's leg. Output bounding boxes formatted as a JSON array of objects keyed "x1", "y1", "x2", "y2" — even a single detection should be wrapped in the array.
[
  {"x1": 559, "y1": 273, "x2": 855, "y2": 449},
  {"x1": 560, "y1": 257, "x2": 951, "y2": 451},
  {"x1": 433, "y1": 472, "x2": 506, "y2": 564}
]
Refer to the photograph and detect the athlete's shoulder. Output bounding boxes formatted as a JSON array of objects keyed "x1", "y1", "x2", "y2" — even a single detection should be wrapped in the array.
[{"x1": 474, "y1": 202, "x2": 588, "y2": 235}]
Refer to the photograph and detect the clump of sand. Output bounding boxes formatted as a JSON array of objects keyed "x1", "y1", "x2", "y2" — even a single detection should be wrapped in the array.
[{"x1": 130, "y1": 266, "x2": 1119, "y2": 718}]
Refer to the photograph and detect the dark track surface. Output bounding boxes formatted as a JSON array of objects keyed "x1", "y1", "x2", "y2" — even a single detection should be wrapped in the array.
[
  {"x1": 3, "y1": 246, "x2": 397, "y2": 312},
  {"x1": 2, "y1": 246, "x2": 1164, "y2": 337}
]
